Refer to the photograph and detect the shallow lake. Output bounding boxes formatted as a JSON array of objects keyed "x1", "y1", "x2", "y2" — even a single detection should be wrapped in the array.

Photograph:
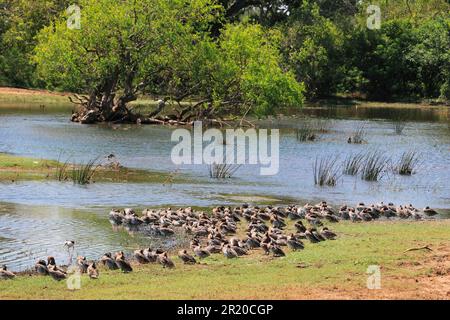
[{"x1": 1, "y1": 104, "x2": 449, "y2": 270}]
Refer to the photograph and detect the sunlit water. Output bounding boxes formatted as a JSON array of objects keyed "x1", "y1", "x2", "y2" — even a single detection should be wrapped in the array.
[{"x1": 0, "y1": 105, "x2": 449, "y2": 270}]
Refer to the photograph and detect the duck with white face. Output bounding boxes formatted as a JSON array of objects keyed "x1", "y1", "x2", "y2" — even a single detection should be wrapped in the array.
[{"x1": 0, "y1": 265, "x2": 15, "y2": 280}]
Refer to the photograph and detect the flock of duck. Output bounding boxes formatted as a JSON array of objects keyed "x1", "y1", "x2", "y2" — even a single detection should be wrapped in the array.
[{"x1": 0, "y1": 201, "x2": 440, "y2": 281}]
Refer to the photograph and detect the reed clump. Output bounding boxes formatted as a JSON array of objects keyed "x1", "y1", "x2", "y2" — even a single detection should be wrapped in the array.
[{"x1": 313, "y1": 156, "x2": 341, "y2": 186}]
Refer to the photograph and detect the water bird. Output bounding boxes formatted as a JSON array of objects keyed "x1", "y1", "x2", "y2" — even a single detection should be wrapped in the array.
[
  {"x1": 47, "y1": 256, "x2": 67, "y2": 274},
  {"x1": 134, "y1": 249, "x2": 150, "y2": 264},
  {"x1": 178, "y1": 250, "x2": 197, "y2": 264},
  {"x1": 158, "y1": 252, "x2": 175, "y2": 268},
  {"x1": 115, "y1": 251, "x2": 133, "y2": 273},
  {"x1": 101, "y1": 253, "x2": 119, "y2": 270},
  {"x1": 193, "y1": 246, "x2": 211, "y2": 259},
  {"x1": 222, "y1": 244, "x2": 238, "y2": 259},
  {"x1": 287, "y1": 234, "x2": 305, "y2": 251},
  {"x1": 320, "y1": 227, "x2": 337, "y2": 240},
  {"x1": 77, "y1": 256, "x2": 89, "y2": 273},
  {"x1": 423, "y1": 207, "x2": 438, "y2": 216},
  {"x1": 0, "y1": 265, "x2": 15, "y2": 280},
  {"x1": 48, "y1": 265, "x2": 67, "y2": 281},
  {"x1": 35, "y1": 259, "x2": 49, "y2": 275},
  {"x1": 87, "y1": 262, "x2": 99, "y2": 279},
  {"x1": 64, "y1": 240, "x2": 75, "y2": 251},
  {"x1": 269, "y1": 243, "x2": 286, "y2": 257}
]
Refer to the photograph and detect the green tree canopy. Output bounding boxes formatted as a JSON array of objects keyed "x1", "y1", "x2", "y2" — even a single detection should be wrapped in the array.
[{"x1": 34, "y1": 0, "x2": 304, "y2": 123}]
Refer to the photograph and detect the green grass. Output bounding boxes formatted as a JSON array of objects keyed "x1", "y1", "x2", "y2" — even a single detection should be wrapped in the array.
[
  {"x1": 1, "y1": 220, "x2": 448, "y2": 299},
  {"x1": 0, "y1": 153, "x2": 186, "y2": 184},
  {"x1": 0, "y1": 153, "x2": 60, "y2": 169}
]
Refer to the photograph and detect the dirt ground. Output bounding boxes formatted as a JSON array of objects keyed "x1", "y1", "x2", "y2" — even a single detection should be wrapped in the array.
[
  {"x1": 0, "y1": 87, "x2": 71, "y2": 97},
  {"x1": 302, "y1": 244, "x2": 450, "y2": 300}
]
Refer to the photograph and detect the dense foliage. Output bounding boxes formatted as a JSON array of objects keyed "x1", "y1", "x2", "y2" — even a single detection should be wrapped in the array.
[{"x1": 1, "y1": 0, "x2": 449, "y2": 121}]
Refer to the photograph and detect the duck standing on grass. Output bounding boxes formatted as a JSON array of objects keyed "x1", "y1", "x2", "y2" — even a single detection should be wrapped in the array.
[
  {"x1": 101, "y1": 253, "x2": 119, "y2": 270},
  {"x1": 0, "y1": 265, "x2": 15, "y2": 280},
  {"x1": 87, "y1": 262, "x2": 99, "y2": 279},
  {"x1": 35, "y1": 259, "x2": 49, "y2": 275},
  {"x1": 222, "y1": 244, "x2": 238, "y2": 259},
  {"x1": 423, "y1": 207, "x2": 438, "y2": 216},
  {"x1": 47, "y1": 256, "x2": 67, "y2": 274},
  {"x1": 193, "y1": 245, "x2": 211, "y2": 259},
  {"x1": 134, "y1": 249, "x2": 150, "y2": 264},
  {"x1": 77, "y1": 256, "x2": 89, "y2": 273},
  {"x1": 48, "y1": 265, "x2": 67, "y2": 281},
  {"x1": 269, "y1": 243, "x2": 286, "y2": 257},
  {"x1": 320, "y1": 227, "x2": 337, "y2": 240},
  {"x1": 287, "y1": 234, "x2": 304, "y2": 251},
  {"x1": 115, "y1": 251, "x2": 133, "y2": 273},
  {"x1": 178, "y1": 250, "x2": 197, "y2": 264},
  {"x1": 158, "y1": 252, "x2": 175, "y2": 268}
]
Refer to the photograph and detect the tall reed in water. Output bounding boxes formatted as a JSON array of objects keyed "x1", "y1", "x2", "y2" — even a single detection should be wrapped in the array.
[
  {"x1": 342, "y1": 152, "x2": 365, "y2": 176},
  {"x1": 209, "y1": 163, "x2": 241, "y2": 179},
  {"x1": 71, "y1": 158, "x2": 99, "y2": 184},
  {"x1": 360, "y1": 151, "x2": 389, "y2": 181},
  {"x1": 296, "y1": 122, "x2": 316, "y2": 141},
  {"x1": 396, "y1": 151, "x2": 419, "y2": 175},
  {"x1": 313, "y1": 156, "x2": 340, "y2": 186}
]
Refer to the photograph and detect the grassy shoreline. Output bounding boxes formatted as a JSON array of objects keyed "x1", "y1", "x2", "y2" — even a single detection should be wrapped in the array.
[
  {"x1": 1, "y1": 87, "x2": 446, "y2": 111},
  {"x1": 0, "y1": 219, "x2": 448, "y2": 299},
  {"x1": 0, "y1": 153, "x2": 182, "y2": 184}
]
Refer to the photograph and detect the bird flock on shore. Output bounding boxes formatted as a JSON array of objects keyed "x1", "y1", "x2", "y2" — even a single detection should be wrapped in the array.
[{"x1": 0, "y1": 201, "x2": 440, "y2": 280}]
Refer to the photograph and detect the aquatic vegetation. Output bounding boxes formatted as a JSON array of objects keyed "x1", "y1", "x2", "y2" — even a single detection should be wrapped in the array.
[
  {"x1": 313, "y1": 156, "x2": 341, "y2": 186},
  {"x1": 296, "y1": 122, "x2": 316, "y2": 142},
  {"x1": 342, "y1": 153, "x2": 365, "y2": 176},
  {"x1": 392, "y1": 120, "x2": 407, "y2": 135},
  {"x1": 55, "y1": 160, "x2": 70, "y2": 181},
  {"x1": 396, "y1": 151, "x2": 420, "y2": 175},
  {"x1": 348, "y1": 123, "x2": 367, "y2": 144},
  {"x1": 312, "y1": 118, "x2": 333, "y2": 133},
  {"x1": 360, "y1": 151, "x2": 390, "y2": 181},
  {"x1": 71, "y1": 158, "x2": 99, "y2": 185},
  {"x1": 209, "y1": 163, "x2": 241, "y2": 179}
]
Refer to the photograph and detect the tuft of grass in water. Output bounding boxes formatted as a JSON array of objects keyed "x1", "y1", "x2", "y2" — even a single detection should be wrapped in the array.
[
  {"x1": 296, "y1": 122, "x2": 316, "y2": 142},
  {"x1": 396, "y1": 151, "x2": 420, "y2": 175},
  {"x1": 360, "y1": 151, "x2": 390, "y2": 181},
  {"x1": 209, "y1": 163, "x2": 241, "y2": 179},
  {"x1": 312, "y1": 118, "x2": 333, "y2": 133},
  {"x1": 342, "y1": 152, "x2": 365, "y2": 176},
  {"x1": 392, "y1": 121, "x2": 407, "y2": 135},
  {"x1": 71, "y1": 158, "x2": 99, "y2": 185},
  {"x1": 313, "y1": 156, "x2": 341, "y2": 186},
  {"x1": 348, "y1": 123, "x2": 367, "y2": 144},
  {"x1": 55, "y1": 160, "x2": 70, "y2": 181}
]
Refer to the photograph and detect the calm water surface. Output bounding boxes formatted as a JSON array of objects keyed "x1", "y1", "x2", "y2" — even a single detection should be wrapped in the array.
[{"x1": 0, "y1": 105, "x2": 449, "y2": 270}]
